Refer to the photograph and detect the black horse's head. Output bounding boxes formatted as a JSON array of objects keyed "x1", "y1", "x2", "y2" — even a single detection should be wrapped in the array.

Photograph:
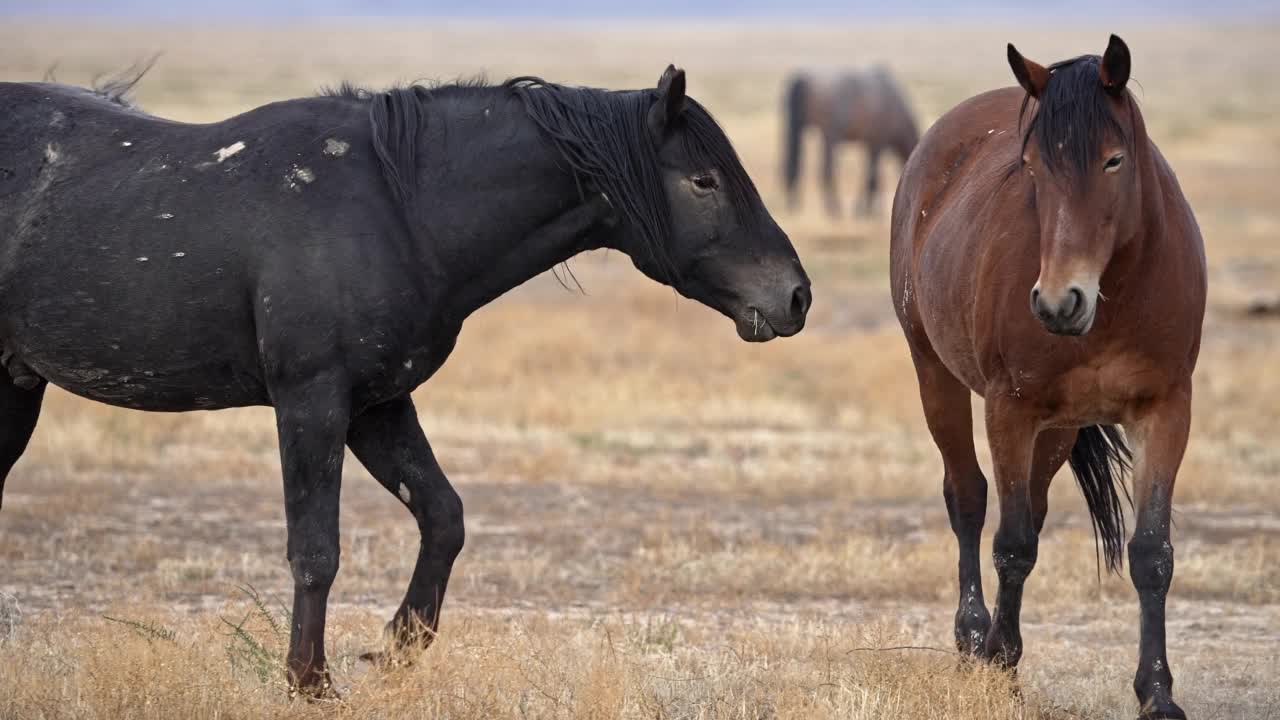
[
  {"x1": 512, "y1": 67, "x2": 811, "y2": 342},
  {"x1": 643, "y1": 66, "x2": 811, "y2": 341}
]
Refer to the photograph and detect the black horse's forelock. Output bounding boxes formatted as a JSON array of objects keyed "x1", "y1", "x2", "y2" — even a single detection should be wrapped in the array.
[
  {"x1": 507, "y1": 77, "x2": 762, "y2": 283},
  {"x1": 1018, "y1": 55, "x2": 1134, "y2": 186}
]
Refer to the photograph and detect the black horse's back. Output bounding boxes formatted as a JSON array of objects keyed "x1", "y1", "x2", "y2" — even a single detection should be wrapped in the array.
[{"x1": 0, "y1": 82, "x2": 400, "y2": 411}]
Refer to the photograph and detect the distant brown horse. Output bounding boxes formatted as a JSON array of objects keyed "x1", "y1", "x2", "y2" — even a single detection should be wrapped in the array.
[
  {"x1": 783, "y1": 66, "x2": 919, "y2": 217},
  {"x1": 891, "y1": 36, "x2": 1205, "y2": 719}
]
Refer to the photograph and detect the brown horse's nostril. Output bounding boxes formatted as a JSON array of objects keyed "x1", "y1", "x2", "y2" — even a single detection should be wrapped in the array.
[
  {"x1": 1064, "y1": 287, "x2": 1084, "y2": 319},
  {"x1": 791, "y1": 284, "x2": 812, "y2": 318},
  {"x1": 1030, "y1": 287, "x2": 1046, "y2": 318}
]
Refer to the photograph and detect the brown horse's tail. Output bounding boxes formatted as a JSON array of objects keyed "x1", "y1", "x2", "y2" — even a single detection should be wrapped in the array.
[
  {"x1": 1068, "y1": 425, "x2": 1134, "y2": 574},
  {"x1": 782, "y1": 74, "x2": 809, "y2": 204}
]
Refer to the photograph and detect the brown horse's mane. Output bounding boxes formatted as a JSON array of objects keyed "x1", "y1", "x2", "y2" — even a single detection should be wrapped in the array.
[{"x1": 1017, "y1": 55, "x2": 1136, "y2": 187}]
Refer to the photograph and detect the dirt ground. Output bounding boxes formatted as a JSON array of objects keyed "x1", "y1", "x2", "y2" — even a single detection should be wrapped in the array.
[{"x1": 0, "y1": 21, "x2": 1277, "y2": 720}]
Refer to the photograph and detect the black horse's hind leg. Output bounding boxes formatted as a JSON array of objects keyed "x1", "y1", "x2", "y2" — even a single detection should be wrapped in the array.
[
  {"x1": 908, "y1": 347, "x2": 990, "y2": 655},
  {"x1": 860, "y1": 144, "x2": 883, "y2": 217},
  {"x1": 274, "y1": 375, "x2": 348, "y2": 697},
  {"x1": 347, "y1": 394, "x2": 464, "y2": 657},
  {"x1": 0, "y1": 380, "x2": 44, "y2": 508},
  {"x1": 1126, "y1": 388, "x2": 1191, "y2": 720},
  {"x1": 0, "y1": 380, "x2": 45, "y2": 512}
]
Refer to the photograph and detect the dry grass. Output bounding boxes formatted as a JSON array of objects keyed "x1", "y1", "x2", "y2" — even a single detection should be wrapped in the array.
[
  {"x1": 0, "y1": 20, "x2": 1278, "y2": 720},
  {"x1": 2, "y1": 602, "x2": 1064, "y2": 720}
]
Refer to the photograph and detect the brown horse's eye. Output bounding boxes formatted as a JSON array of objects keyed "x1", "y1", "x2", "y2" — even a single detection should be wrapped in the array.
[
  {"x1": 692, "y1": 173, "x2": 719, "y2": 191},
  {"x1": 1105, "y1": 154, "x2": 1125, "y2": 173}
]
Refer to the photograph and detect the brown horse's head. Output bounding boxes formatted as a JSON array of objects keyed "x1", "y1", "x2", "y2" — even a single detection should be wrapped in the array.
[{"x1": 1008, "y1": 35, "x2": 1139, "y2": 336}]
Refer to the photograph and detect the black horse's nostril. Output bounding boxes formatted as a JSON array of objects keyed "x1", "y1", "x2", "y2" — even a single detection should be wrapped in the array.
[{"x1": 791, "y1": 284, "x2": 812, "y2": 318}]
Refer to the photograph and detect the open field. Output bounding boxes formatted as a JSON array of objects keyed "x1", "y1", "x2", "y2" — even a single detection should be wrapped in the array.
[{"x1": 0, "y1": 21, "x2": 1278, "y2": 720}]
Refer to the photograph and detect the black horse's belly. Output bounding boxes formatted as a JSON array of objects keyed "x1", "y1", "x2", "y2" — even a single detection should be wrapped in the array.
[
  {"x1": 15, "y1": 336, "x2": 266, "y2": 411},
  {"x1": 0, "y1": 259, "x2": 267, "y2": 411}
]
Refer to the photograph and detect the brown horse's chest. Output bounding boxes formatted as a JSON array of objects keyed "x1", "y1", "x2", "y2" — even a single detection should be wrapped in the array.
[{"x1": 1005, "y1": 349, "x2": 1165, "y2": 427}]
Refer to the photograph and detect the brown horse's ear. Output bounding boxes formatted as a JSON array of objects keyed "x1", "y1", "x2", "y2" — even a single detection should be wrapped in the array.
[
  {"x1": 1100, "y1": 34, "x2": 1131, "y2": 96},
  {"x1": 648, "y1": 64, "x2": 687, "y2": 143},
  {"x1": 1007, "y1": 43, "x2": 1049, "y2": 99}
]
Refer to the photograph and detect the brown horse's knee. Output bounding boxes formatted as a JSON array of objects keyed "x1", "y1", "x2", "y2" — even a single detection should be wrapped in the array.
[
  {"x1": 992, "y1": 529, "x2": 1037, "y2": 584},
  {"x1": 1128, "y1": 533, "x2": 1173, "y2": 594}
]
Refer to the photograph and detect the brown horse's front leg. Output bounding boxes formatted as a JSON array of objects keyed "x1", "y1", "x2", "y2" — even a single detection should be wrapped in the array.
[
  {"x1": 982, "y1": 396, "x2": 1039, "y2": 668},
  {"x1": 1125, "y1": 386, "x2": 1192, "y2": 720},
  {"x1": 908, "y1": 348, "x2": 990, "y2": 655},
  {"x1": 274, "y1": 374, "x2": 349, "y2": 698},
  {"x1": 347, "y1": 394, "x2": 464, "y2": 660}
]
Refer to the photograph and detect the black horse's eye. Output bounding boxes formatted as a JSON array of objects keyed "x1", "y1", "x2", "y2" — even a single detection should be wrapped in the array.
[
  {"x1": 692, "y1": 173, "x2": 719, "y2": 191},
  {"x1": 1104, "y1": 154, "x2": 1125, "y2": 173}
]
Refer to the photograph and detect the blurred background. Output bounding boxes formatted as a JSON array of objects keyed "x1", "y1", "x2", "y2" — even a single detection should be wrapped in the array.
[{"x1": 0, "y1": 3, "x2": 1276, "y2": 719}]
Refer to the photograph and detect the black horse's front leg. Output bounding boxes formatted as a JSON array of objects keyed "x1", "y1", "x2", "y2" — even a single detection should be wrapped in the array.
[
  {"x1": 274, "y1": 374, "x2": 349, "y2": 697},
  {"x1": 347, "y1": 394, "x2": 464, "y2": 657}
]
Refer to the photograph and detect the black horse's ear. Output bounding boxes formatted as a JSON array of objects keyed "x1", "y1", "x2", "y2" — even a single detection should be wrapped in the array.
[
  {"x1": 1007, "y1": 43, "x2": 1049, "y2": 99},
  {"x1": 648, "y1": 64, "x2": 687, "y2": 143},
  {"x1": 1100, "y1": 34, "x2": 1131, "y2": 96}
]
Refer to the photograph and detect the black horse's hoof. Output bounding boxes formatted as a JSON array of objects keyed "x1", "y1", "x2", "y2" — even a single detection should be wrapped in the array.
[
  {"x1": 287, "y1": 675, "x2": 341, "y2": 702},
  {"x1": 360, "y1": 646, "x2": 423, "y2": 669},
  {"x1": 1137, "y1": 698, "x2": 1187, "y2": 720}
]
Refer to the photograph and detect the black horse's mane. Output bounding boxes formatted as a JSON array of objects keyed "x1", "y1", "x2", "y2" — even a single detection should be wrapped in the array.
[
  {"x1": 44, "y1": 57, "x2": 157, "y2": 111},
  {"x1": 325, "y1": 76, "x2": 761, "y2": 282},
  {"x1": 1018, "y1": 55, "x2": 1135, "y2": 185}
]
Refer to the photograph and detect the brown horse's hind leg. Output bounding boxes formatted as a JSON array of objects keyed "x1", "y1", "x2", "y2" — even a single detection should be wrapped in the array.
[
  {"x1": 347, "y1": 394, "x2": 464, "y2": 660},
  {"x1": 1124, "y1": 386, "x2": 1191, "y2": 720},
  {"x1": 981, "y1": 395, "x2": 1039, "y2": 668},
  {"x1": 0, "y1": 379, "x2": 45, "y2": 512},
  {"x1": 908, "y1": 348, "x2": 990, "y2": 655}
]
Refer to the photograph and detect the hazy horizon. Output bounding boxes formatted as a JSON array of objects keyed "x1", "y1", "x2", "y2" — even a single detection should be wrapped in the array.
[{"x1": 2, "y1": 0, "x2": 1275, "y2": 20}]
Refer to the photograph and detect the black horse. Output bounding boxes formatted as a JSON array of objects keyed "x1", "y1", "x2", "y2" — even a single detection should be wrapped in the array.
[{"x1": 0, "y1": 66, "x2": 810, "y2": 694}]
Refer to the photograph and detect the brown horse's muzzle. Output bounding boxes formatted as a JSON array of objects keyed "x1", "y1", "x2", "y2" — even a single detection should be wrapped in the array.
[{"x1": 1031, "y1": 282, "x2": 1096, "y2": 336}]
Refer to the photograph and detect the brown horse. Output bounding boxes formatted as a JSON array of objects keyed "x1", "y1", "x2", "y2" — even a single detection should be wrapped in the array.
[
  {"x1": 891, "y1": 36, "x2": 1205, "y2": 719},
  {"x1": 783, "y1": 66, "x2": 919, "y2": 217}
]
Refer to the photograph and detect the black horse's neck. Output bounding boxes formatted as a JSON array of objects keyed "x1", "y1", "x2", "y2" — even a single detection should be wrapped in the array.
[{"x1": 386, "y1": 88, "x2": 623, "y2": 325}]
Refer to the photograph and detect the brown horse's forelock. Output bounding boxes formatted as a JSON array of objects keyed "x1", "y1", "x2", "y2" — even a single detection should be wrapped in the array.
[{"x1": 1018, "y1": 55, "x2": 1135, "y2": 187}]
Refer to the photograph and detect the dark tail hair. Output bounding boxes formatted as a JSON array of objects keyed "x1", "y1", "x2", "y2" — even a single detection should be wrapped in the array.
[
  {"x1": 1068, "y1": 425, "x2": 1133, "y2": 575},
  {"x1": 782, "y1": 74, "x2": 810, "y2": 199}
]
